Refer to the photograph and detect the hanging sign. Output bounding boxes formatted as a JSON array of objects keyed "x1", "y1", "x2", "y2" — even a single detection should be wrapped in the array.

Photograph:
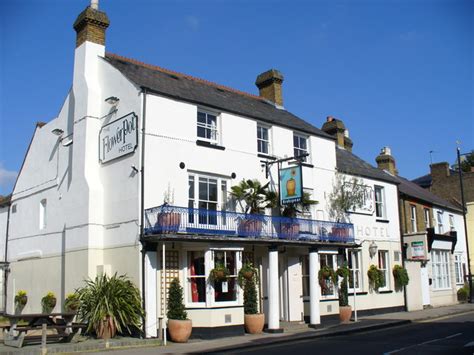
[
  {"x1": 411, "y1": 241, "x2": 425, "y2": 260},
  {"x1": 279, "y1": 166, "x2": 303, "y2": 205},
  {"x1": 344, "y1": 183, "x2": 374, "y2": 215},
  {"x1": 99, "y1": 112, "x2": 138, "y2": 163}
]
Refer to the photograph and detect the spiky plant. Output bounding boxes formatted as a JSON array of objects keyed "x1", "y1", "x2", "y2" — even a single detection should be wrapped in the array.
[{"x1": 76, "y1": 273, "x2": 144, "y2": 336}]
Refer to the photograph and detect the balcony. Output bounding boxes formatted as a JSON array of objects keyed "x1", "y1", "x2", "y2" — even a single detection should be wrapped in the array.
[{"x1": 144, "y1": 205, "x2": 354, "y2": 243}]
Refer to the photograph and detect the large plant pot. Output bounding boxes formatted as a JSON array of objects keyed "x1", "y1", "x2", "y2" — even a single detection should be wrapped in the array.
[
  {"x1": 97, "y1": 315, "x2": 117, "y2": 339},
  {"x1": 244, "y1": 313, "x2": 265, "y2": 334},
  {"x1": 339, "y1": 306, "x2": 352, "y2": 324},
  {"x1": 168, "y1": 319, "x2": 192, "y2": 343},
  {"x1": 279, "y1": 222, "x2": 300, "y2": 240},
  {"x1": 157, "y1": 212, "x2": 181, "y2": 233},
  {"x1": 238, "y1": 219, "x2": 263, "y2": 237}
]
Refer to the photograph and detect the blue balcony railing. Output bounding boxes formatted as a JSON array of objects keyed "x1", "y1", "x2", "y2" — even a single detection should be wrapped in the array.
[{"x1": 144, "y1": 205, "x2": 354, "y2": 243}]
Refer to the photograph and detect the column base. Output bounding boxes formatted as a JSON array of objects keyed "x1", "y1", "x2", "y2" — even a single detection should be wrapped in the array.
[{"x1": 265, "y1": 328, "x2": 284, "y2": 333}]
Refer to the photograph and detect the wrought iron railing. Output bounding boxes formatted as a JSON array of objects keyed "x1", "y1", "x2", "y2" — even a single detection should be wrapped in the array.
[{"x1": 144, "y1": 205, "x2": 354, "y2": 243}]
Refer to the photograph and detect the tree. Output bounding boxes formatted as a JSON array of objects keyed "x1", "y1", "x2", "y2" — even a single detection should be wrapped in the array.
[
  {"x1": 328, "y1": 173, "x2": 367, "y2": 222},
  {"x1": 460, "y1": 150, "x2": 474, "y2": 173}
]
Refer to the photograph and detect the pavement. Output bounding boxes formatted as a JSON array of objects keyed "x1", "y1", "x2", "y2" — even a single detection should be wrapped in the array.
[{"x1": 0, "y1": 303, "x2": 472, "y2": 354}]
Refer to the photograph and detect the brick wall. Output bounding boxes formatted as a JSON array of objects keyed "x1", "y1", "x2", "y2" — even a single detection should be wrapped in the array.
[{"x1": 430, "y1": 163, "x2": 474, "y2": 204}]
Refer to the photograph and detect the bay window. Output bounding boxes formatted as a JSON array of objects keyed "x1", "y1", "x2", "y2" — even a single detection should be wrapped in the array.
[
  {"x1": 432, "y1": 249, "x2": 450, "y2": 289},
  {"x1": 213, "y1": 250, "x2": 238, "y2": 302}
]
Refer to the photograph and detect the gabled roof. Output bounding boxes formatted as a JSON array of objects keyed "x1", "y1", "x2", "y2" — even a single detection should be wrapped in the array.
[
  {"x1": 411, "y1": 173, "x2": 432, "y2": 188},
  {"x1": 335, "y1": 148, "x2": 399, "y2": 184},
  {"x1": 104, "y1": 53, "x2": 334, "y2": 140},
  {"x1": 394, "y1": 175, "x2": 462, "y2": 213}
]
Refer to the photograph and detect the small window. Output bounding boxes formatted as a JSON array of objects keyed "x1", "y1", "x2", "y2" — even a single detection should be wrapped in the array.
[
  {"x1": 197, "y1": 110, "x2": 218, "y2": 143},
  {"x1": 39, "y1": 199, "x2": 47, "y2": 230},
  {"x1": 449, "y1": 214, "x2": 455, "y2": 232},
  {"x1": 454, "y1": 254, "x2": 463, "y2": 284},
  {"x1": 410, "y1": 205, "x2": 417, "y2": 233},
  {"x1": 213, "y1": 250, "x2": 238, "y2": 302},
  {"x1": 11, "y1": 204, "x2": 17, "y2": 213},
  {"x1": 187, "y1": 251, "x2": 206, "y2": 303},
  {"x1": 424, "y1": 208, "x2": 430, "y2": 229},
  {"x1": 378, "y1": 250, "x2": 389, "y2": 289},
  {"x1": 375, "y1": 186, "x2": 385, "y2": 218},
  {"x1": 257, "y1": 124, "x2": 270, "y2": 154},
  {"x1": 293, "y1": 133, "x2": 308, "y2": 161},
  {"x1": 437, "y1": 211, "x2": 444, "y2": 234}
]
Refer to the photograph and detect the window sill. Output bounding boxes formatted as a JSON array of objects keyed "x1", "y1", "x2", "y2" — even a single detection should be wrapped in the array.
[
  {"x1": 258, "y1": 153, "x2": 277, "y2": 160},
  {"x1": 185, "y1": 304, "x2": 243, "y2": 310},
  {"x1": 348, "y1": 291, "x2": 368, "y2": 296},
  {"x1": 378, "y1": 290, "x2": 393, "y2": 294},
  {"x1": 376, "y1": 219, "x2": 390, "y2": 224},
  {"x1": 320, "y1": 298, "x2": 338, "y2": 302},
  {"x1": 196, "y1": 140, "x2": 225, "y2": 150},
  {"x1": 432, "y1": 287, "x2": 453, "y2": 292}
]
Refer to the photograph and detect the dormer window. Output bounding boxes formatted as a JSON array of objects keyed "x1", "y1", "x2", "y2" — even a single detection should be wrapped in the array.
[{"x1": 197, "y1": 110, "x2": 218, "y2": 144}]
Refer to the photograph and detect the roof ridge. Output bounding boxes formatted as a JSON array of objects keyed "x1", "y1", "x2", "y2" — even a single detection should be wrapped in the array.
[{"x1": 105, "y1": 52, "x2": 265, "y2": 102}]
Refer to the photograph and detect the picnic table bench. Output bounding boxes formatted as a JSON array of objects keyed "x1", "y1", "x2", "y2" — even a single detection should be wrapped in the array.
[{"x1": 2, "y1": 312, "x2": 87, "y2": 348}]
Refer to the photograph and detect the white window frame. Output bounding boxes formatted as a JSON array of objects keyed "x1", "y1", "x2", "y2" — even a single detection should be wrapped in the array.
[
  {"x1": 410, "y1": 205, "x2": 417, "y2": 233},
  {"x1": 197, "y1": 109, "x2": 219, "y2": 144},
  {"x1": 374, "y1": 186, "x2": 385, "y2": 219},
  {"x1": 348, "y1": 249, "x2": 362, "y2": 292},
  {"x1": 378, "y1": 250, "x2": 389, "y2": 290},
  {"x1": 424, "y1": 208, "x2": 430, "y2": 229},
  {"x1": 431, "y1": 249, "x2": 451, "y2": 290},
  {"x1": 257, "y1": 123, "x2": 271, "y2": 155},
  {"x1": 293, "y1": 133, "x2": 309, "y2": 162},
  {"x1": 437, "y1": 211, "x2": 444, "y2": 234},
  {"x1": 39, "y1": 199, "x2": 47, "y2": 230},
  {"x1": 454, "y1": 253, "x2": 463, "y2": 285},
  {"x1": 301, "y1": 255, "x2": 310, "y2": 299},
  {"x1": 184, "y1": 248, "x2": 243, "y2": 308},
  {"x1": 319, "y1": 252, "x2": 339, "y2": 299},
  {"x1": 449, "y1": 214, "x2": 455, "y2": 232}
]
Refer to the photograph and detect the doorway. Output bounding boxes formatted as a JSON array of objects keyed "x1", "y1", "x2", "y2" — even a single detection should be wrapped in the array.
[{"x1": 420, "y1": 264, "x2": 430, "y2": 306}]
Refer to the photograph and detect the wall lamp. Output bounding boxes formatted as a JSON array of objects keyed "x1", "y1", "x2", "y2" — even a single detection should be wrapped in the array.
[
  {"x1": 51, "y1": 128, "x2": 64, "y2": 136},
  {"x1": 105, "y1": 96, "x2": 120, "y2": 105},
  {"x1": 369, "y1": 241, "x2": 378, "y2": 258}
]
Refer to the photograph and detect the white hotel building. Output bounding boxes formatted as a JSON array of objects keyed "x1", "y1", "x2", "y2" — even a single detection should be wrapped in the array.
[{"x1": 3, "y1": 3, "x2": 408, "y2": 338}]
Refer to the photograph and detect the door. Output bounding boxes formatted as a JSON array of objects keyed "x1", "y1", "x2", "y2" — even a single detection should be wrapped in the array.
[{"x1": 420, "y1": 265, "x2": 430, "y2": 306}]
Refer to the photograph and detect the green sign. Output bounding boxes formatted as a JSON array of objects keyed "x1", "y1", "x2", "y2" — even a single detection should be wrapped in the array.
[{"x1": 279, "y1": 166, "x2": 303, "y2": 205}]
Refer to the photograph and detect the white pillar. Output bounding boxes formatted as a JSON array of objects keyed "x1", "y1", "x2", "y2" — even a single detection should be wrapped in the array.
[
  {"x1": 267, "y1": 246, "x2": 281, "y2": 332},
  {"x1": 309, "y1": 248, "x2": 321, "y2": 326},
  {"x1": 145, "y1": 251, "x2": 158, "y2": 338}
]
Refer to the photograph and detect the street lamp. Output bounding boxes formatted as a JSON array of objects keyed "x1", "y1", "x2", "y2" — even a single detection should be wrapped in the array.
[{"x1": 369, "y1": 241, "x2": 378, "y2": 258}]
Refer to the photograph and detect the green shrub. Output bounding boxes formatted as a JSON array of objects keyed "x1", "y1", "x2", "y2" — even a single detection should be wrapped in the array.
[
  {"x1": 167, "y1": 278, "x2": 187, "y2": 320},
  {"x1": 392, "y1": 265, "x2": 409, "y2": 291},
  {"x1": 337, "y1": 266, "x2": 350, "y2": 307},
  {"x1": 77, "y1": 273, "x2": 144, "y2": 336},
  {"x1": 64, "y1": 293, "x2": 80, "y2": 312},
  {"x1": 41, "y1": 292, "x2": 57, "y2": 313},
  {"x1": 457, "y1": 284, "x2": 470, "y2": 302}
]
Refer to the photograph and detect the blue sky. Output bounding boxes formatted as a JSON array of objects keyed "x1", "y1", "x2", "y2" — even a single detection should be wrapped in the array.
[{"x1": 0, "y1": 0, "x2": 472, "y2": 195}]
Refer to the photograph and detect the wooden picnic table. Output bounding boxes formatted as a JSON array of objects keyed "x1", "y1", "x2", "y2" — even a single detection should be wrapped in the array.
[{"x1": 2, "y1": 312, "x2": 85, "y2": 348}]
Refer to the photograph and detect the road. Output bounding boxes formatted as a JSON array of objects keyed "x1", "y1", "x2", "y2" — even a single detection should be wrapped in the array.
[{"x1": 219, "y1": 312, "x2": 474, "y2": 355}]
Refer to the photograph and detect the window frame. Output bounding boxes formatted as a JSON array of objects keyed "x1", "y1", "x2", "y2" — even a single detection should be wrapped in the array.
[
  {"x1": 410, "y1": 205, "x2": 417, "y2": 233},
  {"x1": 197, "y1": 109, "x2": 219, "y2": 144},
  {"x1": 377, "y1": 250, "x2": 389, "y2": 291},
  {"x1": 454, "y1": 253, "x2": 463, "y2": 285},
  {"x1": 449, "y1": 214, "x2": 455, "y2": 232},
  {"x1": 374, "y1": 186, "x2": 385, "y2": 219},
  {"x1": 437, "y1": 211, "x2": 444, "y2": 234},
  {"x1": 348, "y1": 249, "x2": 362, "y2": 292},
  {"x1": 293, "y1": 133, "x2": 309, "y2": 162},
  {"x1": 431, "y1": 249, "x2": 451, "y2": 290},
  {"x1": 319, "y1": 252, "x2": 339, "y2": 298},
  {"x1": 257, "y1": 123, "x2": 271, "y2": 155},
  {"x1": 424, "y1": 208, "x2": 431, "y2": 229}
]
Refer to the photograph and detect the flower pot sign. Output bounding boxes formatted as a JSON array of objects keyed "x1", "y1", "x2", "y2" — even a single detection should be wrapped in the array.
[{"x1": 279, "y1": 166, "x2": 302, "y2": 205}]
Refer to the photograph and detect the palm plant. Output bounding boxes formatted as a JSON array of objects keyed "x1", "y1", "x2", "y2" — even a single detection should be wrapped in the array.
[
  {"x1": 281, "y1": 192, "x2": 318, "y2": 218},
  {"x1": 230, "y1": 179, "x2": 276, "y2": 215},
  {"x1": 76, "y1": 273, "x2": 144, "y2": 337}
]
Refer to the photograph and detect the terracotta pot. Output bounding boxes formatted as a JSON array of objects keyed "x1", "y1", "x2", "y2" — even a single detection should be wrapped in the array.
[
  {"x1": 238, "y1": 219, "x2": 263, "y2": 237},
  {"x1": 339, "y1": 305, "x2": 352, "y2": 324},
  {"x1": 242, "y1": 271, "x2": 254, "y2": 280},
  {"x1": 244, "y1": 313, "x2": 265, "y2": 334},
  {"x1": 157, "y1": 212, "x2": 181, "y2": 233},
  {"x1": 168, "y1": 319, "x2": 192, "y2": 343},
  {"x1": 97, "y1": 315, "x2": 116, "y2": 339}
]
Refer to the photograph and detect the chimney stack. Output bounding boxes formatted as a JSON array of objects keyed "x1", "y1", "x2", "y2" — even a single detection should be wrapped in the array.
[
  {"x1": 255, "y1": 69, "x2": 284, "y2": 107},
  {"x1": 73, "y1": 1, "x2": 110, "y2": 48},
  {"x1": 321, "y1": 116, "x2": 353, "y2": 152},
  {"x1": 376, "y1": 146, "x2": 398, "y2": 175},
  {"x1": 430, "y1": 162, "x2": 450, "y2": 181}
]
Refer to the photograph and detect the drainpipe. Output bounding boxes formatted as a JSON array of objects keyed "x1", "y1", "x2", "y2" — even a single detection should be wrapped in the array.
[
  {"x1": 140, "y1": 88, "x2": 148, "y2": 336},
  {"x1": 3, "y1": 199, "x2": 11, "y2": 314},
  {"x1": 396, "y1": 190, "x2": 408, "y2": 311}
]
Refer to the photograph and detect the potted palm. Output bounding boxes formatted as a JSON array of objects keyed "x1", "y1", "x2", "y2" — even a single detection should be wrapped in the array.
[
  {"x1": 76, "y1": 273, "x2": 144, "y2": 339},
  {"x1": 238, "y1": 263, "x2": 264, "y2": 333},
  {"x1": 167, "y1": 278, "x2": 192, "y2": 343},
  {"x1": 337, "y1": 265, "x2": 352, "y2": 323},
  {"x1": 231, "y1": 179, "x2": 276, "y2": 237},
  {"x1": 156, "y1": 185, "x2": 181, "y2": 233},
  {"x1": 279, "y1": 192, "x2": 318, "y2": 239}
]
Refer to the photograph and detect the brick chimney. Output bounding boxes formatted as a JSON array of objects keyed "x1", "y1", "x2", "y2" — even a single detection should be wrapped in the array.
[
  {"x1": 376, "y1": 146, "x2": 398, "y2": 175},
  {"x1": 73, "y1": 1, "x2": 110, "y2": 48},
  {"x1": 321, "y1": 116, "x2": 353, "y2": 152},
  {"x1": 255, "y1": 69, "x2": 284, "y2": 107},
  {"x1": 430, "y1": 162, "x2": 450, "y2": 180}
]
